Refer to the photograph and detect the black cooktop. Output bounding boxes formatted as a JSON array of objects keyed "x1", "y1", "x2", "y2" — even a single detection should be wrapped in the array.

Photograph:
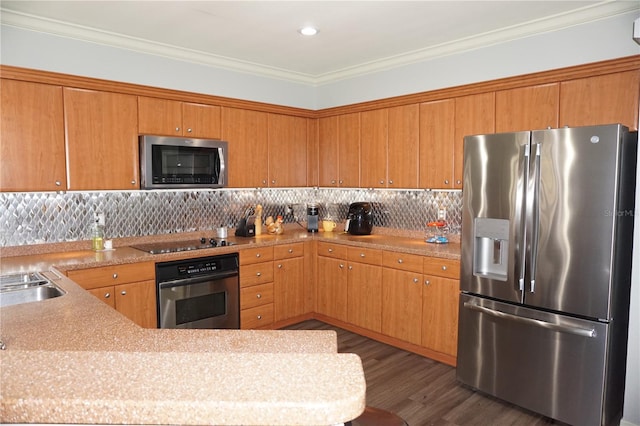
[{"x1": 132, "y1": 238, "x2": 237, "y2": 255}]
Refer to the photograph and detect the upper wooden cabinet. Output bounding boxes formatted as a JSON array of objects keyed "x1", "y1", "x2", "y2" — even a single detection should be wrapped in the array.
[
  {"x1": 419, "y1": 99, "x2": 455, "y2": 189},
  {"x1": 388, "y1": 104, "x2": 419, "y2": 188},
  {"x1": 318, "y1": 113, "x2": 360, "y2": 187},
  {"x1": 221, "y1": 107, "x2": 269, "y2": 187},
  {"x1": 495, "y1": 83, "x2": 559, "y2": 133},
  {"x1": 267, "y1": 113, "x2": 308, "y2": 187},
  {"x1": 138, "y1": 96, "x2": 221, "y2": 139},
  {"x1": 560, "y1": 71, "x2": 640, "y2": 131},
  {"x1": 63, "y1": 88, "x2": 139, "y2": 190},
  {"x1": 360, "y1": 109, "x2": 388, "y2": 188},
  {"x1": 1, "y1": 79, "x2": 66, "y2": 191},
  {"x1": 454, "y1": 92, "x2": 495, "y2": 188}
]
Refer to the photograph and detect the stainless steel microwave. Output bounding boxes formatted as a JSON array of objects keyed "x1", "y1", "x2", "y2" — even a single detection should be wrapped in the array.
[{"x1": 139, "y1": 135, "x2": 228, "y2": 189}]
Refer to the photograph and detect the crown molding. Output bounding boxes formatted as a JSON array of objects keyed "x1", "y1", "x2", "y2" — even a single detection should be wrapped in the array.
[{"x1": 2, "y1": 1, "x2": 638, "y2": 87}]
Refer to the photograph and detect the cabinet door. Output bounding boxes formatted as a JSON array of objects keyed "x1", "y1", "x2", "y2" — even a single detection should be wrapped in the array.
[
  {"x1": 115, "y1": 280, "x2": 157, "y2": 329},
  {"x1": 360, "y1": 109, "x2": 388, "y2": 188},
  {"x1": 138, "y1": 96, "x2": 182, "y2": 136},
  {"x1": 338, "y1": 112, "x2": 361, "y2": 187},
  {"x1": 419, "y1": 99, "x2": 455, "y2": 189},
  {"x1": 454, "y1": 92, "x2": 495, "y2": 188},
  {"x1": 560, "y1": 71, "x2": 640, "y2": 131},
  {"x1": 422, "y1": 275, "x2": 459, "y2": 357},
  {"x1": 88, "y1": 286, "x2": 116, "y2": 309},
  {"x1": 318, "y1": 116, "x2": 339, "y2": 186},
  {"x1": 388, "y1": 104, "x2": 419, "y2": 188},
  {"x1": 64, "y1": 88, "x2": 139, "y2": 190},
  {"x1": 347, "y1": 262, "x2": 382, "y2": 332},
  {"x1": 268, "y1": 113, "x2": 308, "y2": 187},
  {"x1": 182, "y1": 102, "x2": 221, "y2": 139},
  {"x1": 316, "y1": 256, "x2": 348, "y2": 322},
  {"x1": 1, "y1": 80, "x2": 66, "y2": 191},
  {"x1": 496, "y1": 83, "x2": 559, "y2": 133},
  {"x1": 274, "y1": 257, "x2": 305, "y2": 322},
  {"x1": 381, "y1": 267, "x2": 423, "y2": 345},
  {"x1": 221, "y1": 107, "x2": 268, "y2": 187}
]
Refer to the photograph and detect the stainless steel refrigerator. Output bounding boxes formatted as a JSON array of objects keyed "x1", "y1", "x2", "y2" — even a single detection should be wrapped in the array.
[{"x1": 457, "y1": 124, "x2": 637, "y2": 426}]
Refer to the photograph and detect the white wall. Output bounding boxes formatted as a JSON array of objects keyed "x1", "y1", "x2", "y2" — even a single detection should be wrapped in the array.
[{"x1": 2, "y1": 9, "x2": 640, "y2": 426}]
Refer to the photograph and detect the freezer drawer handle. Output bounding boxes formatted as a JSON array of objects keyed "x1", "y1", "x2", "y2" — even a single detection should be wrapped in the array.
[{"x1": 463, "y1": 302, "x2": 596, "y2": 338}]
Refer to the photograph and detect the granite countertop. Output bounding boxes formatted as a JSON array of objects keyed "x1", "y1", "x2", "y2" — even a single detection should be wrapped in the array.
[{"x1": 0, "y1": 228, "x2": 460, "y2": 425}]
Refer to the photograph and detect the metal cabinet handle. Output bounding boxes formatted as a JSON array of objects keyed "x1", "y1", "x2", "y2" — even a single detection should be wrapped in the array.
[
  {"x1": 187, "y1": 128, "x2": 192, "y2": 133},
  {"x1": 55, "y1": 180, "x2": 61, "y2": 186},
  {"x1": 278, "y1": 264, "x2": 282, "y2": 269},
  {"x1": 288, "y1": 249, "x2": 293, "y2": 253},
  {"x1": 328, "y1": 248, "x2": 334, "y2": 253},
  {"x1": 360, "y1": 253, "x2": 365, "y2": 258},
  {"x1": 257, "y1": 315, "x2": 262, "y2": 320},
  {"x1": 348, "y1": 265, "x2": 353, "y2": 270},
  {"x1": 379, "y1": 180, "x2": 385, "y2": 185},
  {"x1": 441, "y1": 265, "x2": 447, "y2": 271},
  {"x1": 331, "y1": 179, "x2": 336, "y2": 184},
  {"x1": 256, "y1": 253, "x2": 261, "y2": 258},
  {"x1": 256, "y1": 272, "x2": 261, "y2": 277},
  {"x1": 120, "y1": 290, "x2": 126, "y2": 296},
  {"x1": 397, "y1": 259, "x2": 403, "y2": 264},
  {"x1": 444, "y1": 179, "x2": 449, "y2": 185},
  {"x1": 339, "y1": 180, "x2": 344, "y2": 184},
  {"x1": 131, "y1": 180, "x2": 136, "y2": 185},
  {"x1": 456, "y1": 179, "x2": 461, "y2": 185},
  {"x1": 256, "y1": 293, "x2": 262, "y2": 299},
  {"x1": 389, "y1": 180, "x2": 394, "y2": 185},
  {"x1": 112, "y1": 273, "x2": 118, "y2": 279},
  {"x1": 271, "y1": 180, "x2": 276, "y2": 184},
  {"x1": 424, "y1": 280, "x2": 431, "y2": 286},
  {"x1": 104, "y1": 292, "x2": 111, "y2": 299},
  {"x1": 339, "y1": 264, "x2": 344, "y2": 269},
  {"x1": 262, "y1": 179, "x2": 267, "y2": 185},
  {"x1": 413, "y1": 277, "x2": 419, "y2": 283}
]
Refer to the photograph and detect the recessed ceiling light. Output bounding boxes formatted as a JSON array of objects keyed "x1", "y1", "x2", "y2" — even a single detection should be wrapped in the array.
[{"x1": 299, "y1": 26, "x2": 319, "y2": 36}]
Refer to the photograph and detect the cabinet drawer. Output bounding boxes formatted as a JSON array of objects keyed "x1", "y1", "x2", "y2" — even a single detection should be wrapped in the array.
[
  {"x1": 382, "y1": 251, "x2": 424, "y2": 273},
  {"x1": 347, "y1": 247, "x2": 382, "y2": 266},
  {"x1": 240, "y1": 246, "x2": 274, "y2": 265},
  {"x1": 240, "y1": 262, "x2": 274, "y2": 287},
  {"x1": 317, "y1": 242, "x2": 347, "y2": 259},
  {"x1": 423, "y1": 257, "x2": 460, "y2": 279},
  {"x1": 241, "y1": 303, "x2": 274, "y2": 329},
  {"x1": 68, "y1": 262, "x2": 154, "y2": 290},
  {"x1": 240, "y1": 282, "x2": 274, "y2": 310},
  {"x1": 274, "y1": 242, "x2": 304, "y2": 259}
]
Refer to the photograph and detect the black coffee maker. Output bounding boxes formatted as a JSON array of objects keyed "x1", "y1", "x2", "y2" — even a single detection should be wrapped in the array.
[{"x1": 345, "y1": 202, "x2": 373, "y2": 235}]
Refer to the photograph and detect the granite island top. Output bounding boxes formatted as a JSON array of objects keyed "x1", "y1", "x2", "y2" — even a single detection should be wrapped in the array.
[{"x1": 0, "y1": 228, "x2": 460, "y2": 425}]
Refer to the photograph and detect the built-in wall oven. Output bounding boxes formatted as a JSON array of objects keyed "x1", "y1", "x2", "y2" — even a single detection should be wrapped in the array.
[{"x1": 155, "y1": 253, "x2": 239, "y2": 329}]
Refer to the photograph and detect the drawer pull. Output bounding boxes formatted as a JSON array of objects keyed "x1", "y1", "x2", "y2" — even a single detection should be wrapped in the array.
[
  {"x1": 256, "y1": 272, "x2": 262, "y2": 277},
  {"x1": 288, "y1": 248, "x2": 293, "y2": 253},
  {"x1": 256, "y1": 293, "x2": 262, "y2": 299},
  {"x1": 104, "y1": 292, "x2": 111, "y2": 299},
  {"x1": 397, "y1": 259, "x2": 403, "y2": 264},
  {"x1": 424, "y1": 280, "x2": 431, "y2": 286},
  {"x1": 120, "y1": 290, "x2": 126, "y2": 296},
  {"x1": 442, "y1": 265, "x2": 447, "y2": 271},
  {"x1": 278, "y1": 264, "x2": 282, "y2": 269},
  {"x1": 328, "y1": 248, "x2": 334, "y2": 253},
  {"x1": 413, "y1": 277, "x2": 419, "y2": 283},
  {"x1": 257, "y1": 315, "x2": 262, "y2": 320},
  {"x1": 339, "y1": 264, "x2": 344, "y2": 269},
  {"x1": 256, "y1": 253, "x2": 261, "y2": 258},
  {"x1": 112, "y1": 273, "x2": 118, "y2": 279},
  {"x1": 360, "y1": 253, "x2": 365, "y2": 258}
]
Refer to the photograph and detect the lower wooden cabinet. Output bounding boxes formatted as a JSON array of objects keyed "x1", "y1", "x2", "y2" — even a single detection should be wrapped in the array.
[
  {"x1": 422, "y1": 275, "x2": 459, "y2": 357},
  {"x1": 239, "y1": 246, "x2": 274, "y2": 329},
  {"x1": 67, "y1": 262, "x2": 157, "y2": 328},
  {"x1": 316, "y1": 255, "x2": 348, "y2": 322},
  {"x1": 381, "y1": 267, "x2": 423, "y2": 345},
  {"x1": 274, "y1": 243, "x2": 305, "y2": 322}
]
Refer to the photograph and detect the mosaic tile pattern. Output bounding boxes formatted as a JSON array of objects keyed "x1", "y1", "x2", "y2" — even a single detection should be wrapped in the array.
[{"x1": 0, "y1": 189, "x2": 462, "y2": 247}]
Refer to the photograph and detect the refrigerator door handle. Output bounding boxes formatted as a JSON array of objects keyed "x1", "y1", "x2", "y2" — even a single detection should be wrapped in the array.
[
  {"x1": 463, "y1": 301, "x2": 597, "y2": 338},
  {"x1": 527, "y1": 143, "x2": 541, "y2": 293},
  {"x1": 515, "y1": 145, "x2": 530, "y2": 292}
]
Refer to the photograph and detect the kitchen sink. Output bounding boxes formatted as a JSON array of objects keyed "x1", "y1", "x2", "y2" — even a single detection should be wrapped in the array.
[{"x1": 0, "y1": 272, "x2": 66, "y2": 307}]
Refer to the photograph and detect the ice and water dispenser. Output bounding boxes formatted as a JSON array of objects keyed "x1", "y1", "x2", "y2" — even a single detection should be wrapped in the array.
[{"x1": 473, "y1": 218, "x2": 509, "y2": 281}]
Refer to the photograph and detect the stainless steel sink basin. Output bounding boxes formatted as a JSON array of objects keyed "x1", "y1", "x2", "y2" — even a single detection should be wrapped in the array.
[{"x1": 0, "y1": 272, "x2": 66, "y2": 307}]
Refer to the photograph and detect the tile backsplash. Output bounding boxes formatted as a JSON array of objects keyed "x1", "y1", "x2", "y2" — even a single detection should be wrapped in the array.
[{"x1": 0, "y1": 188, "x2": 462, "y2": 247}]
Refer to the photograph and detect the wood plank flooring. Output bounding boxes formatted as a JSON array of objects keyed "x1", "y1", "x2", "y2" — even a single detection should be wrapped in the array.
[{"x1": 285, "y1": 320, "x2": 566, "y2": 426}]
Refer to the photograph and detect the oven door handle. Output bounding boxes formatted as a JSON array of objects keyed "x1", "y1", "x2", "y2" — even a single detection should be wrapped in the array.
[{"x1": 158, "y1": 270, "x2": 239, "y2": 289}]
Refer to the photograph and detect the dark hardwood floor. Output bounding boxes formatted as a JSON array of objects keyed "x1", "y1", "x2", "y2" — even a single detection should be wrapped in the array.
[{"x1": 285, "y1": 320, "x2": 565, "y2": 426}]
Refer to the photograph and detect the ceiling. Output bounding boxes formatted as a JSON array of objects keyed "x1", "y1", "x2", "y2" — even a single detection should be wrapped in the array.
[{"x1": 1, "y1": 1, "x2": 638, "y2": 84}]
